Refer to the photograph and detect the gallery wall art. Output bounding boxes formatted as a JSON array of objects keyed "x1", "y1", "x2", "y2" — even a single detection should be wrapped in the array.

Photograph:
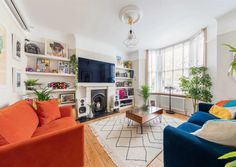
[
  {"x1": 46, "y1": 39, "x2": 68, "y2": 58},
  {"x1": 12, "y1": 34, "x2": 23, "y2": 61},
  {"x1": 0, "y1": 25, "x2": 7, "y2": 87}
]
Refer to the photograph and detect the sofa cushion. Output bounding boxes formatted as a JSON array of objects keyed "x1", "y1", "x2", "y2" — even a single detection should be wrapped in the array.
[
  {"x1": 177, "y1": 122, "x2": 201, "y2": 133},
  {"x1": 188, "y1": 111, "x2": 219, "y2": 126},
  {"x1": 0, "y1": 100, "x2": 39, "y2": 144},
  {"x1": 36, "y1": 99, "x2": 61, "y2": 126},
  {"x1": 209, "y1": 105, "x2": 236, "y2": 120},
  {"x1": 32, "y1": 117, "x2": 77, "y2": 137},
  {"x1": 192, "y1": 120, "x2": 236, "y2": 147}
]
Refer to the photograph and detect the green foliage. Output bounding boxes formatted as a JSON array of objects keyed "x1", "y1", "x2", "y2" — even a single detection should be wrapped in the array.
[
  {"x1": 219, "y1": 152, "x2": 236, "y2": 167},
  {"x1": 24, "y1": 79, "x2": 39, "y2": 86},
  {"x1": 224, "y1": 44, "x2": 236, "y2": 76},
  {"x1": 179, "y1": 67, "x2": 212, "y2": 112},
  {"x1": 33, "y1": 87, "x2": 51, "y2": 101},
  {"x1": 69, "y1": 54, "x2": 78, "y2": 80},
  {"x1": 138, "y1": 85, "x2": 150, "y2": 106}
]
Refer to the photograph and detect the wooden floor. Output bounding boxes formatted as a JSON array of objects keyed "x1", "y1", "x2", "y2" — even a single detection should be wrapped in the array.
[{"x1": 83, "y1": 111, "x2": 188, "y2": 167}]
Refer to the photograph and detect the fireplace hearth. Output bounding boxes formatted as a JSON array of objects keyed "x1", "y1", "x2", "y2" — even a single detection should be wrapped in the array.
[{"x1": 91, "y1": 89, "x2": 107, "y2": 116}]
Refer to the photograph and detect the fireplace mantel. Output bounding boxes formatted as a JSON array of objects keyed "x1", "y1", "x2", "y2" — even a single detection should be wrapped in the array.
[{"x1": 77, "y1": 83, "x2": 115, "y2": 87}]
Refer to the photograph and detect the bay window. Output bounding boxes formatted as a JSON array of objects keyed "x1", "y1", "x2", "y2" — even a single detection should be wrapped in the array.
[{"x1": 147, "y1": 29, "x2": 206, "y2": 94}]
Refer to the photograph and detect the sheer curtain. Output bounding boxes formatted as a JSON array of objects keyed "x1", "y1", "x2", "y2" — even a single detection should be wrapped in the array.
[{"x1": 147, "y1": 29, "x2": 206, "y2": 94}]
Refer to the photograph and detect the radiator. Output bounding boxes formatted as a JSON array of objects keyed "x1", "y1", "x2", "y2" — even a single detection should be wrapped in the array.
[{"x1": 160, "y1": 95, "x2": 185, "y2": 114}]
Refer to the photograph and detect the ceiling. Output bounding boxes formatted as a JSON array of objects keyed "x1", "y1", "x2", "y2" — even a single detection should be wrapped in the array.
[{"x1": 16, "y1": 0, "x2": 236, "y2": 52}]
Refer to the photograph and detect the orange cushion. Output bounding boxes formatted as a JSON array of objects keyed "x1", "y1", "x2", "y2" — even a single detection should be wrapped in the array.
[
  {"x1": 216, "y1": 100, "x2": 231, "y2": 107},
  {"x1": 36, "y1": 99, "x2": 61, "y2": 126},
  {"x1": 0, "y1": 135, "x2": 9, "y2": 146},
  {"x1": 32, "y1": 117, "x2": 77, "y2": 137},
  {"x1": 0, "y1": 100, "x2": 39, "y2": 144}
]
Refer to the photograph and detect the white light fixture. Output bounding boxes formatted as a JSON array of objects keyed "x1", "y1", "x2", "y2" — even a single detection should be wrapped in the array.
[{"x1": 119, "y1": 5, "x2": 142, "y2": 48}]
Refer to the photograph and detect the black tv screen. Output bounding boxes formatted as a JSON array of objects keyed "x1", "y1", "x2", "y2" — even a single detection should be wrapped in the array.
[{"x1": 78, "y1": 57, "x2": 115, "y2": 83}]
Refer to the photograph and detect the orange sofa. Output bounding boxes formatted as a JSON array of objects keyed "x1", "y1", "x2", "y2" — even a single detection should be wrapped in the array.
[{"x1": 0, "y1": 100, "x2": 84, "y2": 167}]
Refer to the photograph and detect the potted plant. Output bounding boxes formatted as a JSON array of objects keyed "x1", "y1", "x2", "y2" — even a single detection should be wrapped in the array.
[
  {"x1": 138, "y1": 85, "x2": 150, "y2": 108},
  {"x1": 179, "y1": 66, "x2": 212, "y2": 112},
  {"x1": 69, "y1": 54, "x2": 78, "y2": 78},
  {"x1": 33, "y1": 87, "x2": 51, "y2": 101},
  {"x1": 218, "y1": 151, "x2": 236, "y2": 167},
  {"x1": 224, "y1": 44, "x2": 236, "y2": 78},
  {"x1": 24, "y1": 79, "x2": 39, "y2": 90}
]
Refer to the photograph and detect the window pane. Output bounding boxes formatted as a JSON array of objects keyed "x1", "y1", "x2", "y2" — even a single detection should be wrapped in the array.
[
  {"x1": 174, "y1": 44, "x2": 183, "y2": 70},
  {"x1": 173, "y1": 70, "x2": 182, "y2": 90},
  {"x1": 164, "y1": 47, "x2": 172, "y2": 71},
  {"x1": 164, "y1": 71, "x2": 172, "y2": 87},
  {"x1": 184, "y1": 42, "x2": 190, "y2": 68}
]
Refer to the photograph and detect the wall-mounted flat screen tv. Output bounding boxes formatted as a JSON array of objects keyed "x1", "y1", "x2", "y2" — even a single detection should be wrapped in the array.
[{"x1": 78, "y1": 57, "x2": 115, "y2": 83}]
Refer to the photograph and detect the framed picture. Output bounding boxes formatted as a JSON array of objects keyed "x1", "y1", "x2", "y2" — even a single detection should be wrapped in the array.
[
  {"x1": 12, "y1": 68, "x2": 22, "y2": 93},
  {"x1": 36, "y1": 58, "x2": 50, "y2": 72},
  {"x1": 149, "y1": 99, "x2": 157, "y2": 107},
  {"x1": 60, "y1": 93, "x2": 75, "y2": 104},
  {"x1": 0, "y1": 25, "x2": 7, "y2": 87},
  {"x1": 46, "y1": 39, "x2": 68, "y2": 58},
  {"x1": 25, "y1": 39, "x2": 45, "y2": 55},
  {"x1": 58, "y1": 61, "x2": 69, "y2": 74},
  {"x1": 12, "y1": 34, "x2": 23, "y2": 61}
]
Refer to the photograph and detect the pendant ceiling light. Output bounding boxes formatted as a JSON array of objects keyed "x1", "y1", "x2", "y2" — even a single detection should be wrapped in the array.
[{"x1": 119, "y1": 5, "x2": 142, "y2": 48}]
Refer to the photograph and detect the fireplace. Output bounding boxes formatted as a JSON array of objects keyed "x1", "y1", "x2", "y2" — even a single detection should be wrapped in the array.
[{"x1": 91, "y1": 89, "x2": 107, "y2": 115}]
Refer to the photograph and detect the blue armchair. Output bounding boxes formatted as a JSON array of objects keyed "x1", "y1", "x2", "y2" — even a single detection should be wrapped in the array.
[{"x1": 164, "y1": 103, "x2": 234, "y2": 167}]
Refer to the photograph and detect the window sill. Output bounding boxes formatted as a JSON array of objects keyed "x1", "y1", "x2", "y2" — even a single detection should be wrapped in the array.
[{"x1": 150, "y1": 92, "x2": 187, "y2": 98}]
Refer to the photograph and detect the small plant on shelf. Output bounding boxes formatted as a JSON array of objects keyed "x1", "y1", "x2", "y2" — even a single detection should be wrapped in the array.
[
  {"x1": 33, "y1": 87, "x2": 51, "y2": 101},
  {"x1": 24, "y1": 79, "x2": 39, "y2": 90},
  {"x1": 69, "y1": 54, "x2": 78, "y2": 75},
  {"x1": 138, "y1": 85, "x2": 150, "y2": 108}
]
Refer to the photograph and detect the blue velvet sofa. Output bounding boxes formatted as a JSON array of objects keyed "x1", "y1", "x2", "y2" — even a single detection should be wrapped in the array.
[{"x1": 164, "y1": 103, "x2": 235, "y2": 167}]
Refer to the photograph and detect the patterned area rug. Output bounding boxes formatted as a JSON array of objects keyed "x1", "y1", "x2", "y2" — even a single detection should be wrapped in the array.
[{"x1": 89, "y1": 114, "x2": 183, "y2": 167}]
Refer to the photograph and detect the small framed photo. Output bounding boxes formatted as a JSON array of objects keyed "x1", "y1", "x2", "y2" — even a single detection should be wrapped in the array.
[
  {"x1": 58, "y1": 61, "x2": 69, "y2": 74},
  {"x1": 59, "y1": 93, "x2": 75, "y2": 104},
  {"x1": 12, "y1": 67, "x2": 22, "y2": 93},
  {"x1": 46, "y1": 39, "x2": 68, "y2": 58},
  {"x1": 149, "y1": 99, "x2": 157, "y2": 107},
  {"x1": 12, "y1": 34, "x2": 23, "y2": 61}
]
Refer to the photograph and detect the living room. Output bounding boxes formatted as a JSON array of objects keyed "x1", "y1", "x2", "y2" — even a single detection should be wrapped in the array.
[{"x1": 1, "y1": 0, "x2": 236, "y2": 167}]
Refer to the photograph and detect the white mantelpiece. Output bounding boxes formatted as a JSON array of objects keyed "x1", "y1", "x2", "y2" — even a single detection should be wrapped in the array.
[{"x1": 76, "y1": 83, "x2": 115, "y2": 118}]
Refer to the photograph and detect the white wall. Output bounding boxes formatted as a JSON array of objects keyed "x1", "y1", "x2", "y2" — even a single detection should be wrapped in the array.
[{"x1": 0, "y1": 1, "x2": 76, "y2": 107}]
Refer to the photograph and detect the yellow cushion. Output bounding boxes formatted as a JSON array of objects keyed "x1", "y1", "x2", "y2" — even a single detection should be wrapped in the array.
[{"x1": 209, "y1": 105, "x2": 232, "y2": 120}]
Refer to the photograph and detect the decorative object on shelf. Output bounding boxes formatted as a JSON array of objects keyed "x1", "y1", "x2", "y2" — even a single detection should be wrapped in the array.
[
  {"x1": 12, "y1": 67, "x2": 22, "y2": 93},
  {"x1": 138, "y1": 85, "x2": 150, "y2": 108},
  {"x1": 51, "y1": 69, "x2": 58, "y2": 73},
  {"x1": 48, "y1": 82, "x2": 70, "y2": 90},
  {"x1": 164, "y1": 86, "x2": 175, "y2": 114},
  {"x1": 116, "y1": 55, "x2": 123, "y2": 67},
  {"x1": 59, "y1": 93, "x2": 75, "y2": 104},
  {"x1": 25, "y1": 39, "x2": 44, "y2": 54},
  {"x1": 119, "y1": 5, "x2": 142, "y2": 48},
  {"x1": 149, "y1": 99, "x2": 156, "y2": 107},
  {"x1": 24, "y1": 79, "x2": 39, "y2": 90},
  {"x1": 26, "y1": 67, "x2": 34, "y2": 72},
  {"x1": 46, "y1": 39, "x2": 67, "y2": 58},
  {"x1": 36, "y1": 58, "x2": 50, "y2": 72},
  {"x1": 179, "y1": 66, "x2": 212, "y2": 112},
  {"x1": 123, "y1": 61, "x2": 132, "y2": 69},
  {"x1": 33, "y1": 87, "x2": 51, "y2": 101},
  {"x1": 58, "y1": 61, "x2": 69, "y2": 74},
  {"x1": 224, "y1": 44, "x2": 236, "y2": 80},
  {"x1": 0, "y1": 25, "x2": 7, "y2": 86},
  {"x1": 12, "y1": 34, "x2": 23, "y2": 61}
]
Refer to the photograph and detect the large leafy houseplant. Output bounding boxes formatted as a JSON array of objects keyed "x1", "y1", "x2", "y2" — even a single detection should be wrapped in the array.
[
  {"x1": 219, "y1": 151, "x2": 236, "y2": 167},
  {"x1": 224, "y1": 44, "x2": 236, "y2": 76},
  {"x1": 179, "y1": 66, "x2": 212, "y2": 112},
  {"x1": 33, "y1": 87, "x2": 51, "y2": 101},
  {"x1": 138, "y1": 85, "x2": 150, "y2": 107}
]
